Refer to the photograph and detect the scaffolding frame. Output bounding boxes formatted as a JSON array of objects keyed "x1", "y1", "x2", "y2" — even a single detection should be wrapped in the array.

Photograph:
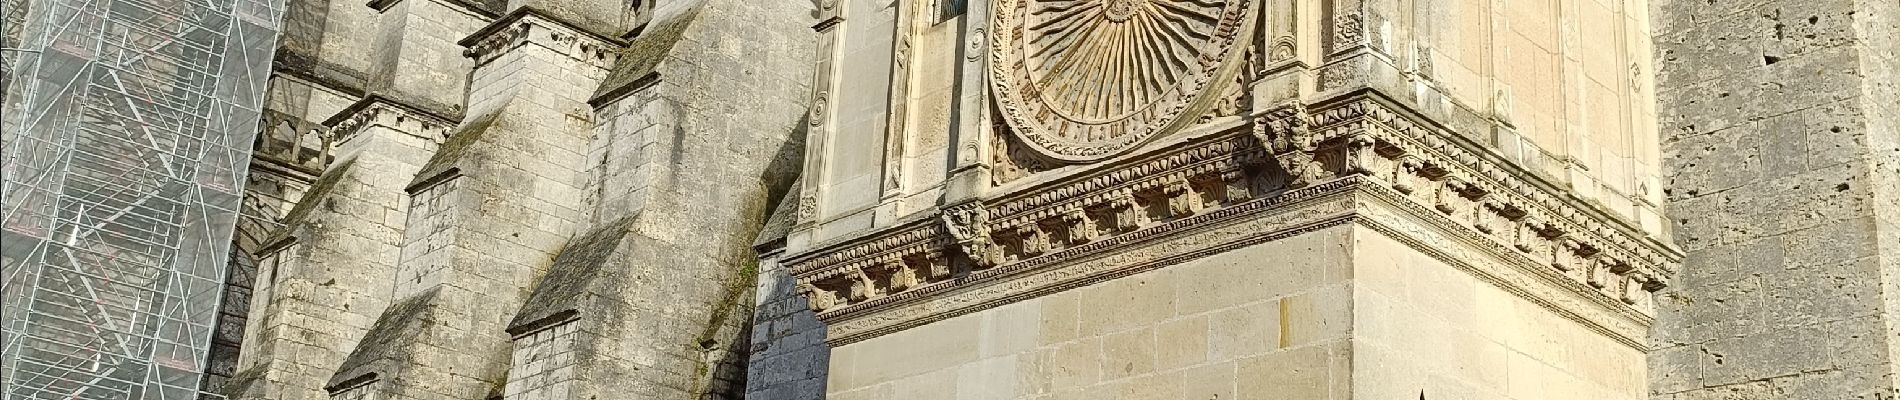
[{"x1": 0, "y1": 0, "x2": 283, "y2": 394}]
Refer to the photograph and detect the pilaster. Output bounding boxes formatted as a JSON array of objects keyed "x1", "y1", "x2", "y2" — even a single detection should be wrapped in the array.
[{"x1": 788, "y1": 0, "x2": 847, "y2": 251}]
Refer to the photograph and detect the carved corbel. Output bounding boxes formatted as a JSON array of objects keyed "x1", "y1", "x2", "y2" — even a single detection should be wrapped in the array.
[
  {"x1": 846, "y1": 271, "x2": 873, "y2": 301},
  {"x1": 1586, "y1": 257, "x2": 1618, "y2": 289},
  {"x1": 1391, "y1": 155, "x2": 1428, "y2": 195},
  {"x1": 1550, "y1": 238, "x2": 1585, "y2": 272},
  {"x1": 1057, "y1": 208, "x2": 1091, "y2": 245},
  {"x1": 941, "y1": 202, "x2": 997, "y2": 269},
  {"x1": 1253, "y1": 105, "x2": 1332, "y2": 188},
  {"x1": 1342, "y1": 129, "x2": 1382, "y2": 176},
  {"x1": 1619, "y1": 274, "x2": 1647, "y2": 305},
  {"x1": 864, "y1": 258, "x2": 906, "y2": 294},
  {"x1": 1220, "y1": 170, "x2": 1254, "y2": 203},
  {"x1": 802, "y1": 275, "x2": 860, "y2": 312},
  {"x1": 1020, "y1": 226, "x2": 1049, "y2": 256},
  {"x1": 1164, "y1": 178, "x2": 1194, "y2": 217},
  {"x1": 1435, "y1": 176, "x2": 1480, "y2": 216},
  {"x1": 1513, "y1": 217, "x2": 1563, "y2": 257},
  {"x1": 1086, "y1": 197, "x2": 1139, "y2": 238}
]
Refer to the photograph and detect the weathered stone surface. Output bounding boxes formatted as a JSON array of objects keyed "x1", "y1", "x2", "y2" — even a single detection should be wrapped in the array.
[
  {"x1": 215, "y1": 0, "x2": 1896, "y2": 396},
  {"x1": 1650, "y1": 0, "x2": 1900, "y2": 396}
]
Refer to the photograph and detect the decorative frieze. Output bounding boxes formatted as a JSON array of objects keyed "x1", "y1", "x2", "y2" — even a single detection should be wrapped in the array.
[
  {"x1": 789, "y1": 92, "x2": 1680, "y2": 347},
  {"x1": 461, "y1": 10, "x2": 621, "y2": 69},
  {"x1": 1251, "y1": 96, "x2": 1677, "y2": 291},
  {"x1": 323, "y1": 96, "x2": 455, "y2": 144}
]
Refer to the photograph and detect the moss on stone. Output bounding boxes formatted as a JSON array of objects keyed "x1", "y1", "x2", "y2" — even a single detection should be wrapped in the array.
[
  {"x1": 327, "y1": 287, "x2": 442, "y2": 391},
  {"x1": 268, "y1": 156, "x2": 358, "y2": 241},
  {"x1": 218, "y1": 365, "x2": 267, "y2": 398},
  {"x1": 589, "y1": 5, "x2": 701, "y2": 104},
  {"x1": 505, "y1": 215, "x2": 638, "y2": 334},
  {"x1": 407, "y1": 110, "x2": 501, "y2": 190}
]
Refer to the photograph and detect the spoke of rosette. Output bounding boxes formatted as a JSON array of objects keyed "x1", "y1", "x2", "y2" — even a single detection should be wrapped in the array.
[
  {"x1": 1094, "y1": 23, "x2": 1117, "y2": 122},
  {"x1": 1029, "y1": 2, "x2": 1103, "y2": 63},
  {"x1": 1028, "y1": 0, "x2": 1099, "y2": 33},
  {"x1": 1135, "y1": 12, "x2": 1190, "y2": 86},
  {"x1": 1039, "y1": 17, "x2": 1110, "y2": 112},
  {"x1": 1074, "y1": 31, "x2": 1120, "y2": 120},
  {"x1": 1153, "y1": 0, "x2": 1226, "y2": 24},
  {"x1": 1149, "y1": 2, "x2": 1219, "y2": 41},
  {"x1": 1130, "y1": 16, "x2": 1167, "y2": 103},
  {"x1": 1105, "y1": 23, "x2": 1133, "y2": 127}
]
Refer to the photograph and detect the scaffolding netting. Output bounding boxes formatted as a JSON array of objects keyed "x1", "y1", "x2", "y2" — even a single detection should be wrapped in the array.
[{"x1": 0, "y1": 0, "x2": 283, "y2": 395}]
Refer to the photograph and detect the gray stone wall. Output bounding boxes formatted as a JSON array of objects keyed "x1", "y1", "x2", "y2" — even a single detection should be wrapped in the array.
[
  {"x1": 1650, "y1": 0, "x2": 1900, "y2": 396},
  {"x1": 227, "y1": 115, "x2": 442, "y2": 400},
  {"x1": 496, "y1": 0, "x2": 816, "y2": 397},
  {"x1": 325, "y1": 14, "x2": 609, "y2": 398},
  {"x1": 745, "y1": 245, "x2": 829, "y2": 399},
  {"x1": 364, "y1": 0, "x2": 489, "y2": 120}
]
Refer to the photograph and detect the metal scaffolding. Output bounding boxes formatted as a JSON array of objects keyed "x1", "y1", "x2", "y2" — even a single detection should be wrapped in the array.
[{"x1": 0, "y1": 0, "x2": 283, "y2": 394}]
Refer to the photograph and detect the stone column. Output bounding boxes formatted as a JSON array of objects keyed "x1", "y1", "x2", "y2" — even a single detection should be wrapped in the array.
[
  {"x1": 1648, "y1": 0, "x2": 1900, "y2": 396},
  {"x1": 324, "y1": 11, "x2": 614, "y2": 400},
  {"x1": 224, "y1": 101, "x2": 448, "y2": 400}
]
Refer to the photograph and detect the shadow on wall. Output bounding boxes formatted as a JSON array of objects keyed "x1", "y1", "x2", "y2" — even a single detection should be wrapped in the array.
[{"x1": 745, "y1": 114, "x2": 830, "y2": 399}]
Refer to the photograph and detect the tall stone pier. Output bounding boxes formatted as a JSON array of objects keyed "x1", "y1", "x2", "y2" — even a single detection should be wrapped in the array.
[
  {"x1": 787, "y1": 0, "x2": 1684, "y2": 398},
  {"x1": 1649, "y1": 0, "x2": 1900, "y2": 397}
]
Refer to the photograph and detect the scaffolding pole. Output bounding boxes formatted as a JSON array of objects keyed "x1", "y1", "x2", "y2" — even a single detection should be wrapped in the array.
[{"x1": 0, "y1": 0, "x2": 284, "y2": 395}]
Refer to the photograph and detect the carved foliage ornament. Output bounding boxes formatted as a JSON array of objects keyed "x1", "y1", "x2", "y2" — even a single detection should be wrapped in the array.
[{"x1": 990, "y1": 0, "x2": 1258, "y2": 162}]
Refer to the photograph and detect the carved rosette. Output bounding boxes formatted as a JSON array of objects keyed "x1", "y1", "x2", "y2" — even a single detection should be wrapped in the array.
[{"x1": 990, "y1": 0, "x2": 1258, "y2": 162}]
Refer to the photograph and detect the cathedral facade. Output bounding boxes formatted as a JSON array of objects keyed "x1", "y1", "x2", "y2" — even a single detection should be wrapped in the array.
[{"x1": 219, "y1": 0, "x2": 1898, "y2": 398}]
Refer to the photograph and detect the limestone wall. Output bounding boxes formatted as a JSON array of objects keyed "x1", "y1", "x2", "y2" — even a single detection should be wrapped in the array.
[
  {"x1": 1353, "y1": 225, "x2": 1647, "y2": 400},
  {"x1": 363, "y1": 0, "x2": 490, "y2": 120},
  {"x1": 823, "y1": 221, "x2": 1655, "y2": 399},
  {"x1": 494, "y1": 0, "x2": 817, "y2": 398},
  {"x1": 230, "y1": 109, "x2": 446, "y2": 400},
  {"x1": 1649, "y1": 0, "x2": 1900, "y2": 396},
  {"x1": 822, "y1": 225, "x2": 1356, "y2": 399},
  {"x1": 746, "y1": 247, "x2": 830, "y2": 399},
  {"x1": 1357, "y1": 0, "x2": 1668, "y2": 235}
]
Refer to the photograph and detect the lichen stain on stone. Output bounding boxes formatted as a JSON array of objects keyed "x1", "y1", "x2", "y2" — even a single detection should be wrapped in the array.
[
  {"x1": 506, "y1": 215, "x2": 638, "y2": 333},
  {"x1": 270, "y1": 156, "x2": 359, "y2": 241},
  {"x1": 327, "y1": 287, "x2": 443, "y2": 389},
  {"x1": 409, "y1": 111, "x2": 502, "y2": 189},
  {"x1": 590, "y1": 5, "x2": 701, "y2": 103}
]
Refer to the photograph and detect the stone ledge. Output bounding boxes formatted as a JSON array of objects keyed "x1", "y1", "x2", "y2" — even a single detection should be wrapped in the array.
[
  {"x1": 804, "y1": 178, "x2": 1655, "y2": 348},
  {"x1": 787, "y1": 92, "x2": 1681, "y2": 346},
  {"x1": 323, "y1": 95, "x2": 456, "y2": 145},
  {"x1": 459, "y1": 9, "x2": 621, "y2": 69}
]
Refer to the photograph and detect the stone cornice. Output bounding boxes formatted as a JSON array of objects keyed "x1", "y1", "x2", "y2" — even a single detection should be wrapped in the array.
[
  {"x1": 322, "y1": 95, "x2": 454, "y2": 145},
  {"x1": 460, "y1": 9, "x2": 622, "y2": 69},
  {"x1": 1259, "y1": 92, "x2": 1680, "y2": 286},
  {"x1": 788, "y1": 92, "x2": 1681, "y2": 347},
  {"x1": 367, "y1": 0, "x2": 499, "y2": 19}
]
